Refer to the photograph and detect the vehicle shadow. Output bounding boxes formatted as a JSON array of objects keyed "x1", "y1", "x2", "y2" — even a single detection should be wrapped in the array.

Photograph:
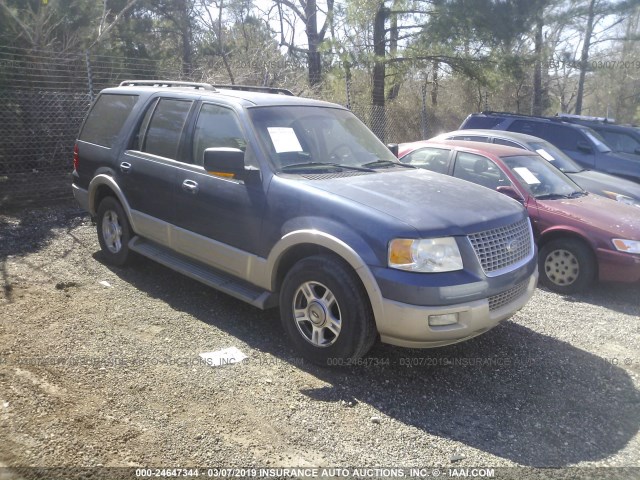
[
  {"x1": 101, "y1": 253, "x2": 640, "y2": 468},
  {"x1": 0, "y1": 203, "x2": 87, "y2": 302},
  {"x1": 554, "y1": 282, "x2": 640, "y2": 316}
]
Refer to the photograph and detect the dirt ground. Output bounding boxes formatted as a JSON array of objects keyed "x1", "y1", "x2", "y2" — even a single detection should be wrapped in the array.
[{"x1": 1, "y1": 203, "x2": 639, "y2": 480}]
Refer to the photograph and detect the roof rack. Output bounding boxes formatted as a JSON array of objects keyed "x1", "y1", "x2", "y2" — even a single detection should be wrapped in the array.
[
  {"x1": 212, "y1": 84, "x2": 295, "y2": 96},
  {"x1": 479, "y1": 110, "x2": 563, "y2": 122},
  {"x1": 556, "y1": 113, "x2": 616, "y2": 123},
  {"x1": 119, "y1": 80, "x2": 216, "y2": 91}
]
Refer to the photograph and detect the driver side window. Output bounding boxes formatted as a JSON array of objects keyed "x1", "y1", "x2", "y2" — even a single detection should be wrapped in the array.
[
  {"x1": 453, "y1": 152, "x2": 510, "y2": 190},
  {"x1": 192, "y1": 104, "x2": 249, "y2": 166}
]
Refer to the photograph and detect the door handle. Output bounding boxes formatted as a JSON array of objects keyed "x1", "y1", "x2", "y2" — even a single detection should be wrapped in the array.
[
  {"x1": 182, "y1": 179, "x2": 199, "y2": 194},
  {"x1": 120, "y1": 162, "x2": 132, "y2": 173}
]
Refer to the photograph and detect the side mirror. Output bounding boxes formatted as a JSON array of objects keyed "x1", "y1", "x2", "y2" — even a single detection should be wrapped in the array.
[
  {"x1": 497, "y1": 185, "x2": 524, "y2": 203},
  {"x1": 576, "y1": 141, "x2": 593, "y2": 154},
  {"x1": 387, "y1": 143, "x2": 399, "y2": 157},
  {"x1": 203, "y1": 148, "x2": 259, "y2": 182}
]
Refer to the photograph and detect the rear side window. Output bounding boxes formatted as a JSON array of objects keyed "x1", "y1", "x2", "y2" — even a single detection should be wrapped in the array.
[
  {"x1": 80, "y1": 94, "x2": 138, "y2": 147},
  {"x1": 543, "y1": 125, "x2": 583, "y2": 150},
  {"x1": 508, "y1": 120, "x2": 545, "y2": 138},
  {"x1": 137, "y1": 98, "x2": 193, "y2": 160},
  {"x1": 462, "y1": 116, "x2": 503, "y2": 129}
]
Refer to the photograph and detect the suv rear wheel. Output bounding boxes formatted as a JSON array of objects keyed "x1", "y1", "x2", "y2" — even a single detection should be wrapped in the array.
[
  {"x1": 97, "y1": 196, "x2": 133, "y2": 266},
  {"x1": 539, "y1": 238, "x2": 595, "y2": 294},
  {"x1": 279, "y1": 254, "x2": 377, "y2": 365}
]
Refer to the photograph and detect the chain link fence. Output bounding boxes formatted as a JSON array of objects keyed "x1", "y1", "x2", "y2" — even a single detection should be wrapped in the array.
[{"x1": 0, "y1": 46, "x2": 428, "y2": 210}]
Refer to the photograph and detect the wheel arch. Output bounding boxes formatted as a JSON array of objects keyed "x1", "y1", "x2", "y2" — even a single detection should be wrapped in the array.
[
  {"x1": 88, "y1": 174, "x2": 135, "y2": 230},
  {"x1": 266, "y1": 230, "x2": 385, "y2": 328},
  {"x1": 538, "y1": 228, "x2": 599, "y2": 277}
]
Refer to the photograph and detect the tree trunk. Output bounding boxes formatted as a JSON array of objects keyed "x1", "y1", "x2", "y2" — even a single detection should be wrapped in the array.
[
  {"x1": 431, "y1": 60, "x2": 439, "y2": 107},
  {"x1": 532, "y1": 10, "x2": 544, "y2": 115},
  {"x1": 305, "y1": 0, "x2": 322, "y2": 86},
  {"x1": 575, "y1": 0, "x2": 596, "y2": 115},
  {"x1": 371, "y1": 3, "x2": 387, "y2": 140}
]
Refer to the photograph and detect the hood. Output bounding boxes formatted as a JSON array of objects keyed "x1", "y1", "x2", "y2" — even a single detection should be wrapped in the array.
[
  {"x1": 305, "y1": 169, "x2": 526, "y2": 236},
  {"x1": 568, "y1": 170, "x2": 640, "y2": 203},
  {"x1": 536, "y1": 193, "x2": 640, "y2": 240}
]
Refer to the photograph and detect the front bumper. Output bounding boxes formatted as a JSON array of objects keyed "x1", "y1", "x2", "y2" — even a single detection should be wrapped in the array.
[
  {"x1": 597, "y1": 248, "x2": 640, "y2": 283},
  {"x1": 376, "y1": 267, "x2": 538, "y2": 348}
]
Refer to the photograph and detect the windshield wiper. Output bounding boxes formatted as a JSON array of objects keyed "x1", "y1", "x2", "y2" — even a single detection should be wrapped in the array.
[
  {"x1": 280, "y1": 162, "x2": 374, "y2": 173},
  {"x1": 535, "y1": 193, "x2": 570, "y2": 200},
  {"x1": 361, "y1": 159, "x2": 413, "y2": 169},
  {"x1": 568, "y1": 191, "x2": 587, "y2": 198}
]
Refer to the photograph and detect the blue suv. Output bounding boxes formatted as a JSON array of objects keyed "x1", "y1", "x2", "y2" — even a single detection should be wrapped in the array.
[
  {"x1": 461, "y1": 112, "x2": 640, "y2": 183},
  {"x1": 72, "y1": 81, "x2": 538, "y2": 365}
]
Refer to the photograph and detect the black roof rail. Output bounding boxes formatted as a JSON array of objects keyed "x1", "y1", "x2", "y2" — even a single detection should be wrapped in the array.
[
  {"x1": 555, "y1": 113, "x2": 616, "y2": 124},
  {"x1": 119, "y1": 80, "x2": 216, "y2": 91},
  {"x1": 212, "y1": 84, "x2": 295, "y2": 96},
  {"x1": 479, "y1": 110, "x2": 561, "y2": 122}
]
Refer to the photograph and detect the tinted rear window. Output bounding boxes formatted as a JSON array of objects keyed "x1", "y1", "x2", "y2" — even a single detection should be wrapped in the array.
[
  {"x1": 462, "y1": 116, "x2": 503, "y2": 129},
  {"x1": 80, "y1": 94, "x2": 138, "y2": 147}
]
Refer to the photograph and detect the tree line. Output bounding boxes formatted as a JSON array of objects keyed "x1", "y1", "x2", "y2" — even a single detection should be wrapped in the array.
[{"x1": 1, "y1": 0, "x2": 638, "y2": 128}]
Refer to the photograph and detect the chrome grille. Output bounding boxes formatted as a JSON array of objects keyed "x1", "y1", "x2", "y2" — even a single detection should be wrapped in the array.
[
  {"x1": 489, "y1": 281, "x2": 529, "y2": 311},
  {"x1": 468, "y1": 218, "x2": 533, "y2": 276}
]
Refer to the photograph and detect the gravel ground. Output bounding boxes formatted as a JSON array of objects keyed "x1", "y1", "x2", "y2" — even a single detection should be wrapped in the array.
[{"x1": 0, "y1": 203, "x2": 639, "y2": 479}]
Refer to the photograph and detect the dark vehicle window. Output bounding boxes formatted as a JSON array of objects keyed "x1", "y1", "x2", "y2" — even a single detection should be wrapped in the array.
[
  {"x1": 463, "y1": 116, "x2": 503, "y2": 129},
  {"x1": 140, "y1": 98, "x2": 192, "y2": 160},
  {"x1": 80, "y1": 94, "x2": 138, "y2": 148},
  {"x1": 543, "y1": 125, "x2": 583, "y2": 150},
  {"x1": 193, "y1": 104, "x2": 247, "y2": 165},
  {"x1": 401, "y1": 147, "x2": 451, "y2": 173},
  {"x1": 508, "y1": 120, "x2": 545, "y2": 138},
  {"x1": 600, "y1": 131, "x2": 640, "y2": 154},
  {"x1": 453, "y1": 152, "x2": 509, "y2": 190},
  {"x1": 493, "y1": 138, "x2": 521, "y2": 148}
]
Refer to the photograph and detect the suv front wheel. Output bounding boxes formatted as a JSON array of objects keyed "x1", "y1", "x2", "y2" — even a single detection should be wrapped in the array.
[
  {"x1": 96, "y1": 196, "x2": 133, "y2": 266},
  {"x1": 279, "y1": 254, "x2": 377, "y2": 366}
]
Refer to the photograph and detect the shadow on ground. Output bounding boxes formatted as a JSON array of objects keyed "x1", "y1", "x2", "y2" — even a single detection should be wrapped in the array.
[{"x1": 102, "y1": 252, "x2": 640, "y2": 468}]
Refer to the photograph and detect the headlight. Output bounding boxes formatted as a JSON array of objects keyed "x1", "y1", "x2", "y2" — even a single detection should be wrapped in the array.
[
  {"x1": 603, "y1": 190, "x2": 640, "y2": 208},
  {"x1": 612, "y1": 239, "x2": 640, "y2": 254},
  {"x1": 388, "y1": 237, "x2": 463, "y2": 272},
  {"x1": 615, "y1": 194, "x2": 640, "y2": 208}
]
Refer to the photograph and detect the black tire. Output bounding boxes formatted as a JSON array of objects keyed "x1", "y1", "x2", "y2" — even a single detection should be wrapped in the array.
[
  {"x1": 279, "y1": 254, "x2": 377, "y2": 366},
  {"x1": 96, "y1": 196, "x2": 133, "y2": 266},
  {"x1": 539, "y1": 238, "x2": 596, "y2": 294}
]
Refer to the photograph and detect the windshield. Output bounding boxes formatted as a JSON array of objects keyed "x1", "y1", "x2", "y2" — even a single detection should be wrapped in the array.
[
  {"x1": 248, "y1": 106, "x2": 399, "y2": 173},
  {"x1": 527, "y1": 141, "x2": 584, "y2": 173},
  {"x1": 583, "y1": 128, "x2": 612, "y2": 153},
  {"x1": 501, "y1": 155, "x2": 584, "y2": 199}
]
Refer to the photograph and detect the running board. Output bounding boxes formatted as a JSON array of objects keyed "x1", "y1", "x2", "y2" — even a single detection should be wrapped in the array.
[{"x1": 129, "y1": 237, "x2": 277, "y2": 310}]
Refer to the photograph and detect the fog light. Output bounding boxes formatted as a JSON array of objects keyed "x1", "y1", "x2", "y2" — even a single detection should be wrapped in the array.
[{"x1": 428, "y1": 313, "x2": 459, "y2": 326}]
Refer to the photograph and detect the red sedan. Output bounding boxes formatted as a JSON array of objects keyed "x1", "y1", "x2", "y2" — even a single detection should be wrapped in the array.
[{"x1": 398, "y1": 140, "x2": 640, "y2": 293}]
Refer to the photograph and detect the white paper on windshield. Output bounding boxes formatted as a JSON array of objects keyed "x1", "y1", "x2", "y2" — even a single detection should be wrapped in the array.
[
  {"x1": 535, "y1": 149, "x2": 555, "y2": 162},
  {"x1": 513, "y1": 167, "x2": 541, "y2": 185},
  {"x1": 267, "y1": 127, "x2": 303, "y2": 153}
]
